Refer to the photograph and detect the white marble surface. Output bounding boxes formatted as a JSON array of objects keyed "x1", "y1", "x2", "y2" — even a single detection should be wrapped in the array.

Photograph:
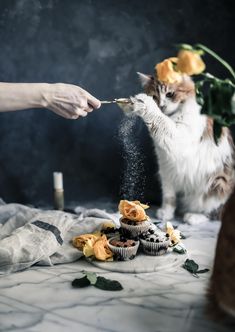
[{"x1": 1, "y1": 220, "x2": 235, "y2": 332}]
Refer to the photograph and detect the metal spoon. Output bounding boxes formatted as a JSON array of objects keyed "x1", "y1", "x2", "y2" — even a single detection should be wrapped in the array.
[{"x1": 100, "y1": 98, "x2": 133, "y2": 105}]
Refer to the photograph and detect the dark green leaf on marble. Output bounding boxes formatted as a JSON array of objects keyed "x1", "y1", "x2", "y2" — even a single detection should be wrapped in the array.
[
  {"x1": 197, "y1": 268, "x2": 210, "y2": 274},
  {"x1": 183, "y1": 259, "x2": 199, "y2": 274},
  {"x1": 94, "y1": 276, "x2": 123, "y2": 291},
  {"x1": 72, "y1": 276, "x2": 91, "y2": 288},
  {"x1": 173, "y1": 245, "x2": 187, "y2": 254},
  {"x1": 182, "y1": 259, "x2": 209, "y2": 278}
]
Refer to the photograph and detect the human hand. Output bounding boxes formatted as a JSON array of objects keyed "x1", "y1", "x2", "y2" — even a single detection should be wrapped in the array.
[{"x1": 42, "y1": 83, "x2": 101, "y2": 119}]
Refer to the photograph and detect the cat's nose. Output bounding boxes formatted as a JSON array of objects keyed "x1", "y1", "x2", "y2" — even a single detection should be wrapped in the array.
[{"x1": 159, "y1": 104, "x2": 166, "y2": 111}]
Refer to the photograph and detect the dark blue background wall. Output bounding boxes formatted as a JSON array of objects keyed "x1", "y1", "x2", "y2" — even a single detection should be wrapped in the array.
[{"x1": 0, "y1": 0, "x2": 234, "y2": 207}]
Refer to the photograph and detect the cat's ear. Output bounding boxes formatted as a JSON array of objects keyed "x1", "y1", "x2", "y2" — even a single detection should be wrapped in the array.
[{"x1": 137, "y1": 72, "x2": 154, "y2": 88}]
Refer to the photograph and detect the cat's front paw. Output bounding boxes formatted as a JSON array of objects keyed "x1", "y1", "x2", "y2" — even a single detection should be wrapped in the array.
[
  {"x1": 133, "y1": 93, "x2": 159, "y2": 114},
  {"x1": 156, "y1": 207, "x2": 174, "y2": 221},
  {"x1": 183, "y1": 213, "x2": 209, "y2": 225}
]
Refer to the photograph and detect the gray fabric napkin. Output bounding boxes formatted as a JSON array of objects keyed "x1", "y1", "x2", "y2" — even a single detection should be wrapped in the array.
[{"x1": 0, "y1": 201, "x2": 119, "y2": 274}]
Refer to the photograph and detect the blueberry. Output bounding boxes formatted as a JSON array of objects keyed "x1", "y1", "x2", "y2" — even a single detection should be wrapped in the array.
[
  {"x1": 155, "y1": 239, "x2": 159, "y2": 243},
  {"x1": 131, "y1": 242, "x2": 136, "y2": 246},
  {"x1": 124, "y1": 244, "x2": 128, "y2": 248},
  {"x1": 149, "y1": 230, "x2": 154, "y2": 234},
  {"x1": 150, "y1": 238, "x2": 154, "y2": 242},
  {"x1": 166, "y1": 233, "x2": 170, "y2": 237}
]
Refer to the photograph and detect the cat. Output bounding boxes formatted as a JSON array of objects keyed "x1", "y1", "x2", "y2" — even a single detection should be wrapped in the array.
[
  {"x1": 208, "y1": 187, "x2": 235, "y2": 319},
  {"x1": 120, "y1": 72, "x2": 235, "y2": 224}
]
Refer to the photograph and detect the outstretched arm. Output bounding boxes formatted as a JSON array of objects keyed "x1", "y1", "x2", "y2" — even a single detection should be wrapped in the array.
[{"x1": 0, "y1": 83, "x2": 101, "y2": 119}]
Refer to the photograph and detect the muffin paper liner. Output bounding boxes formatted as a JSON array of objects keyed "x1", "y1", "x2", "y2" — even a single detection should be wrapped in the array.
[
  {"x1": 108, "y1": 237, "x2": 140, "y2": 261},
  {"x1": 140, "y1": 238, "x2": 170, "y2": 256},
  {"x1": 120, "y1": 219, "x2": 151, "y2": 237}
]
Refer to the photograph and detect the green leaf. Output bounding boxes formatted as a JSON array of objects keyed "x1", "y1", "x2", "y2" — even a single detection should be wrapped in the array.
[
  {"x1": 182, "y1": 259, "x2": 210, "y2": 278},
  {"x1": 94, "y1": 276, "x2": 123, "y2": 291},
  {"x1": 197, "y1": 268, "x2": 210, "y2": 274},
  {"x1": 173, "y1": 244, "x2": 187, "y2": 254},
  {"x1": 82, "y1": 271, "x2": 97, "y2": 285},
  {"x1": 72, "y1": 276, "x2": 91, "y2": 288},
  {"x1": 183, "y1": 259, "x2": 199, "y2": 274},
  {"x1": 175, "y1": 43, "x2": 193, "y2": 51}
]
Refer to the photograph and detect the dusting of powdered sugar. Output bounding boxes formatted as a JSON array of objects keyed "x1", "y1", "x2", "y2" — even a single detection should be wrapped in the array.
[{"x1": 118, "y1": 114, "x2": 146, "y2": 200}]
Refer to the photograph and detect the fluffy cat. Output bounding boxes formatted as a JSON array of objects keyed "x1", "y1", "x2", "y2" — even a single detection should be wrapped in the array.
[{"x1": 121, "y1": 73, "x2": 235, "y2": 224}]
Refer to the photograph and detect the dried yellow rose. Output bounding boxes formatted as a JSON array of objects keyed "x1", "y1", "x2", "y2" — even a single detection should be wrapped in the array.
[
  {"x1": 72, "y1": 233, "x2": 100, "y2": 251},
  {"x1": 73, "y1": 232, "x2": 113, "y2": 261},
  {"x1": 177, "y1": 50, "x2": 205, "y2": 75},
  {"x1": 166, "y1": 222, "x2": 181, "y2": 245},
  {"x1": 118, "y1": 200, "x2": 149, "y2": 222},
  {"x1": 93, "y1": 235, "x2": 113, "y2": 261},
  {"x1": 155, "y1": 57, "x2": 182, "y2": 84}
]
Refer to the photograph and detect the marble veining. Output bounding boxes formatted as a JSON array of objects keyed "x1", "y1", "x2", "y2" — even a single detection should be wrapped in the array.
[{"x1": 0, "y1": 220, "x2": 235, "y2": 332}]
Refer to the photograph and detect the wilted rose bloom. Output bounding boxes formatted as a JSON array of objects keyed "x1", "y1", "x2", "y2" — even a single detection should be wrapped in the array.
[
  {"x1": 165, "y1": 222, "x2": 181, "y2": 245},
  {"x1": 177, "y1": 50, "x2": 206, "y2": 75},
  {"x1": 73, "y1": 233, "x2": 113, "y2": 261},
  {"x1": 155, "y1": 57, "x2": 182, "y2": 84},
  {"x1": 72, "y1": 233, "x2": 100, "y2": 251},
  {"x1": 93, "y1": 235, "x2": 113, "y2": 261},
  {"x1": 118, "y1": 200, "x2": 149, "y2": 222}
]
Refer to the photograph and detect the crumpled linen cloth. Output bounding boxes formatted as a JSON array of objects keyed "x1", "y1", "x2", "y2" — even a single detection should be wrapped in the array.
[{"x1": 0, "y1": 199, "x2": 120, "y2": 275}]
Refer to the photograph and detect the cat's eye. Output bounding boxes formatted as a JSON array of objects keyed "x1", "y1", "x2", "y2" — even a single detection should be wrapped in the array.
[{"x1": 166, "y1": 92, "x2": 174, "y2": 98}]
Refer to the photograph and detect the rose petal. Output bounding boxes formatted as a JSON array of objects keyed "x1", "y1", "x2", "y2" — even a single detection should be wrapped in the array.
[
  {"x1": 155, "y1": 59, "x2": 182, "y2": 84},
  {"x1": 93, "y1": 235, "x2": 113, "y2": 261},
  {"x1": 118, "y1": 200, "x2": 149, "y2": 222},
  {"x1": 177, "y1": 50, "x2": 206, "y2": 75}
]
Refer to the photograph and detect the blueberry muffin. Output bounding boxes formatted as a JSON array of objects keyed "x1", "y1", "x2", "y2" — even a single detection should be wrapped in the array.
[
  {"x1": 108, "y1": 236, "x2": 140, "y2": 261},
  {"x1": 140, "y1": 229, "x2": 170, "y2": 256}
]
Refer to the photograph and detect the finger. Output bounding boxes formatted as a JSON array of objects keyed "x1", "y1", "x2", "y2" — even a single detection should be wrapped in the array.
[
  {"x1": 71, "y1": 114, "x2": 79, "y2": 120},
  {"x1": 86, "y1": 93, "x2": 101, "y2": 109},
  {"x1": 52, "y1": 108, "x2": 72, "y2": 119},
  {"x1": 52, "y1": 103, "x2": 79, "y2": 119},
  {"x1": 75, "y1": 107, "x2": 88, "y2": 117},
  {"x1": 86, "y1": 105, "x2": 94, "y2": 113}
]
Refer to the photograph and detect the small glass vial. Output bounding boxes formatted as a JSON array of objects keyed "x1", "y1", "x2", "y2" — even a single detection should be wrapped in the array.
[{"x1": 53, "y1": 172, "x2": 64, "y2": 211}]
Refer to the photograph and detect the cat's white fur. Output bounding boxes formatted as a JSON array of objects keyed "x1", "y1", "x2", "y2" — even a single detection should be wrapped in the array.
[{"x1": 124, "y1": 89, "x2": 234, "y2": 224}]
